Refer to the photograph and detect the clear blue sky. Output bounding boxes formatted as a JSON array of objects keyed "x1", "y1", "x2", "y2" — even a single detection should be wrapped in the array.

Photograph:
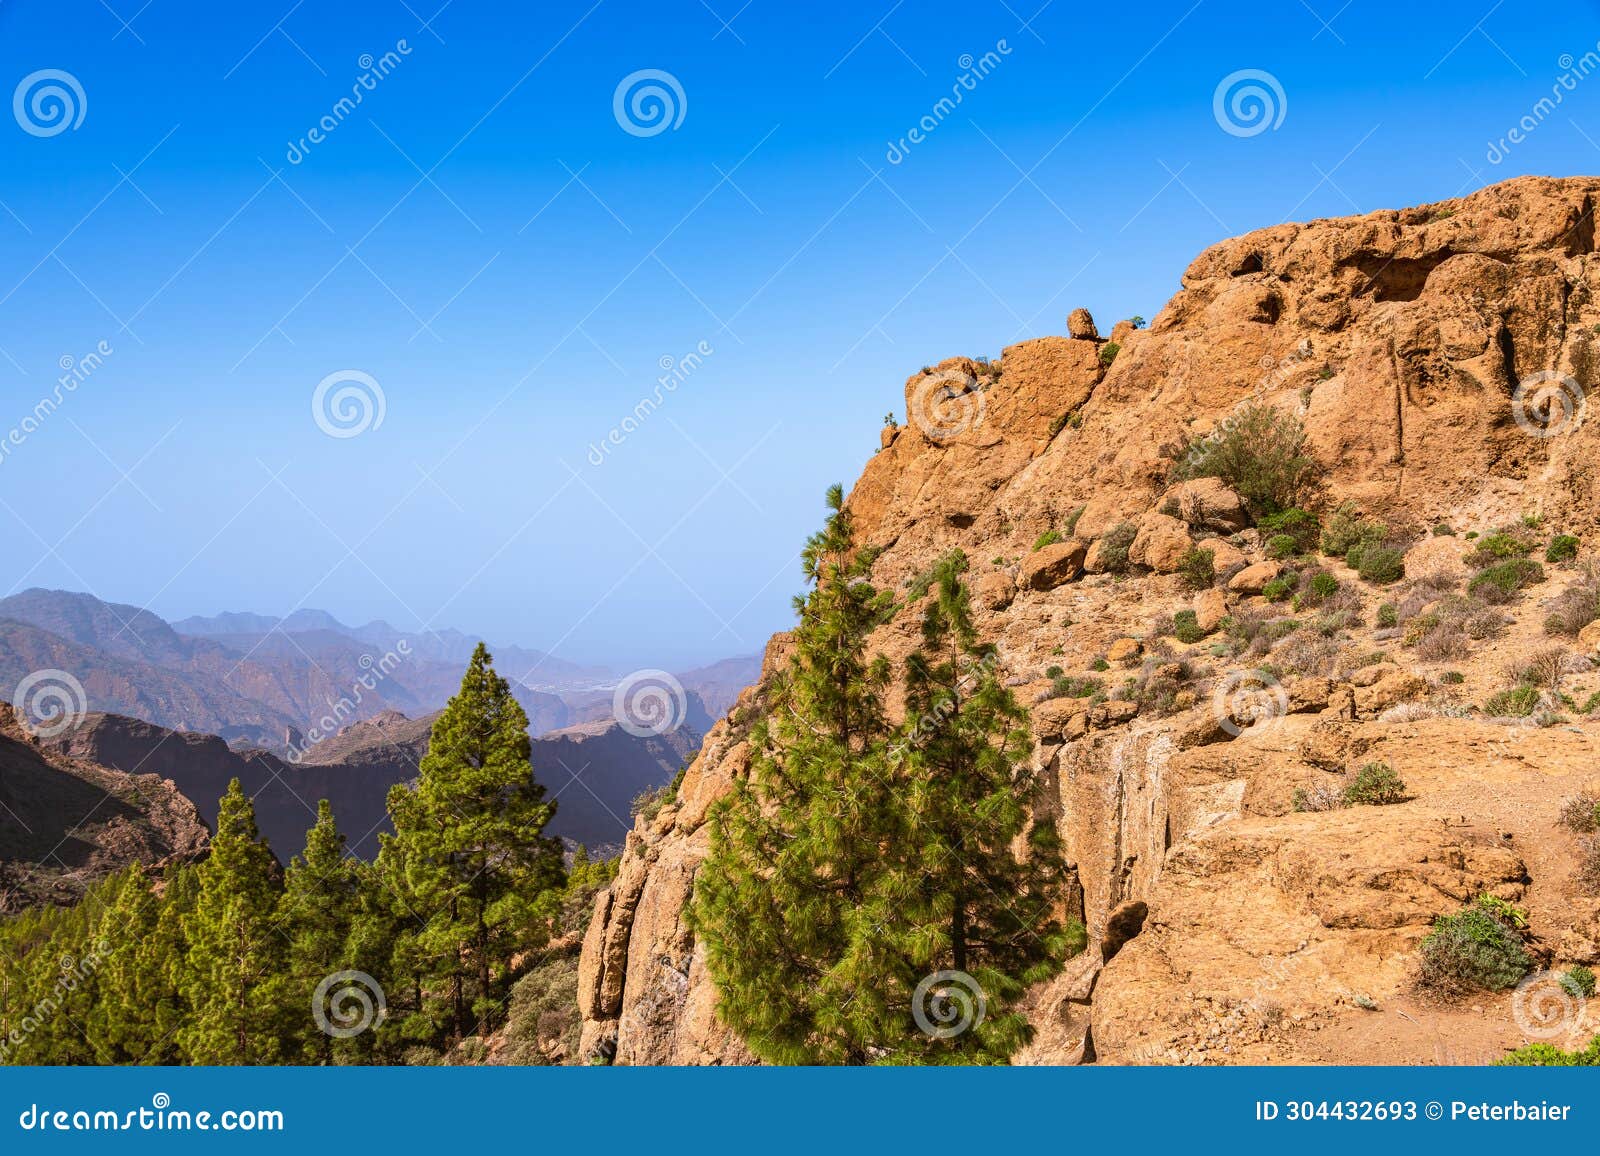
[{"x1": 2, "y1": 0, "x2": 1598, "y2": 668}]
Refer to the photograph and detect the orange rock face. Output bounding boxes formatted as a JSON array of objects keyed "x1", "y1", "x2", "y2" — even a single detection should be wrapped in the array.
[{"x1": 578, "y1": 176, "x2": 1600, "y2": 1067}]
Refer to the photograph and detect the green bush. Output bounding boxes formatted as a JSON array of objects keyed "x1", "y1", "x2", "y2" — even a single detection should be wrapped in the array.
[
  {"x1": 1343, "y1": 761, "x2": 1406, "y2": 806},
  {"x1": 1376, "y1": 602, "x2": 1398, "y2": 628},
  {"x1": 1169, "y1": 402, "x2": 1323, "y2": 517},
  {"x1": 1547, "y1": 534, "x2": 1580, "y2": 563},
  {"x1": 1258, "y1": 508, "x2": 1321, "y2": 553},
  {"x1": 1562, "y1": 965, "x2": 1597, "y2": 999},
  {"x1": 1418, "y1": 900, "x2": 1531, "y2": 994},
  {"x1": 1559, "y1": 792, "x2": 1600, "y2": 833},
  {"x1": 1262, "y1": 577, "x2": 1294, "y2": 603},
  {"x1": 1266, "y1": 534, "x2": 1299, "y2": 560},
  {"x1": 1096, "y1": 522, "x2": 1138, "y2": 573},
  {"x1": 1321, "y1": 502, "x2": 1382, "y2": 557},
  {"x1": 1467, "y1": 528, "x2": 1538, "y2": 567},
  {"x1": 1485, "y1": 685, "x2": 1541, "y2": 717},
  {"x1": 1310, "y1": 572, "x2": 1340, "y2": 599},
  {"x1": 1045, "y1": 664, "x2": 1064, "y2": 680},
  {"x1": 1098, "y1": 341, "x2": 1121, "y2": 367},
  {"x1": 1051, "y1": 675, "x2": 1102, "y2": 699},
  {"x1": 1178, "y1": 547, "x2": 1215, "y2": 591},
  {"x1": 1063, "y1": 505, "x2": 1087, "y2": 537},
  {"x1": 1432, "y1": 522, "x2": 1453, "y2": 536},
  {"x1": 1356, "y1": 545, "x2": 1406, "y2": 585},
  {"x1": 1033, "y1": 529, "x2": 1062, "y2": 552},
  {"x1": 1441, "y1": 670, "x2": 1464, "y2": 684},
  {"x1": 1468, "y1": 559, "x2": 1545, "y2": 603},
  {"x1": 1495, "y1": 1036, "x2": 1600, "y2": 1066},
  {"x1": 1173, "y1": 609, "x2": 1205, "y2": 644}
]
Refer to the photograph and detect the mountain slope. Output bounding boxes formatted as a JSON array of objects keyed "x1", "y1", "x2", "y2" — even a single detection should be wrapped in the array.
[
  {"x1": 577, "y1": 175, "x2": 1600, "y2": 1066},
  {"x1": 0, "y1": 705, "x2": 208, "y2": 911}
]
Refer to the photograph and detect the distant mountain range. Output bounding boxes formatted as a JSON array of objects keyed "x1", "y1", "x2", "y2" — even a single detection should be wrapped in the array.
[
  {"x1": 0, "y1": 589, "x2": 760, "y2": 755},
  {"x1": 0, "y1": 589, "x2": 762, "y2": 891}
]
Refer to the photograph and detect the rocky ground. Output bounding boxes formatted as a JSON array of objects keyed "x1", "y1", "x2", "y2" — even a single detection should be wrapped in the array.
[{"x1": 576, "y1": 175, "x2": 1600, "y2": 1065}]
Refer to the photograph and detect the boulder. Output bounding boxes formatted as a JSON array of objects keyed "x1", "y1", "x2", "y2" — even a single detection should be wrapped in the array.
[
  {"x1": 1193, "y1": 588, "x2": 1229, "y2": 634},
  {"x1": 1032, "y1": 697, "x2": 1090, "y2": 740},
  {"x1": 1160, "y1": 477, "x2": 1250, "y2": 533},
  {"x1": 1199, "y1": 537, "x2": 1247, "y2": 573},
  {"x1": 974, "y1": 570, "x2": 1016, "y2": 611},
  {"x1": 1067, "y1": 307, "x2": 1099, "y2": 340},
  {"x1": 1355, "y1": 671, "x2": 1428, "y2": 716},
  {"x1": 1578, "y1": 619, "x2": 1600, "y2": 652},
  {"x1": 1227, "y1": 559, "x2": 1283, "y2": 594},
  {"x1": 1287, "y1": 676, "x2": 1333, "y2": 713},
  {"x1": 1106, "y1": 637, "x2": 1142, "y2": 665},
  {"x1": 1019, "y1": 540, "x2": 1087, "y2": 591},
  {"x1": 1128, "y1": 513, "x2": 1193, "y2": 573}
]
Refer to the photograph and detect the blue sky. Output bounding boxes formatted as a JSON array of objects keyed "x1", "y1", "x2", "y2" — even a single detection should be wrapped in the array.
[{"x1": 2, "y1": 0, "x2": 1599, "y2": 668}]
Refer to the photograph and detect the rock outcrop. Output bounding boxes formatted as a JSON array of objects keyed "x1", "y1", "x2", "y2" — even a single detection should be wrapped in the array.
[
  {"x1": 578, "y1": 176, "x2": 1600, "y2": 1065},
  {"x1": 0, "y1": 705, "x2": 208, "y2": 911}
]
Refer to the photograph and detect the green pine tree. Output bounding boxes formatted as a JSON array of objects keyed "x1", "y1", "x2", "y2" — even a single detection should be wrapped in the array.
[
  {"x1": 280, "y1": 799, "x2": 360, "y2": 1063},
  {"x1": 887, "y1": 547, "x2": 1073, "y2": 1062},
  {"x1": 178, "y1": 778, "x2": 289, "y2": 1064},
  {"x1": 691, "y1": 485, "x2": 902, "y2": 1064},
  {"x1": 84, "y1": 865, "x2": 161, "y2": 1064},
  {"x1": 386, "y1": 643, "x2": 564, "y2": 1041}
]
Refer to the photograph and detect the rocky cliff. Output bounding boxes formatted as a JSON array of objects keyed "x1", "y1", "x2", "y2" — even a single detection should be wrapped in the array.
[
  {"x1": 576, "y1": 175, "x2": 1600, "y2": 1065},
  {"x1": 0, "y1": 705, "x2": 208, "y2": 911}
]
